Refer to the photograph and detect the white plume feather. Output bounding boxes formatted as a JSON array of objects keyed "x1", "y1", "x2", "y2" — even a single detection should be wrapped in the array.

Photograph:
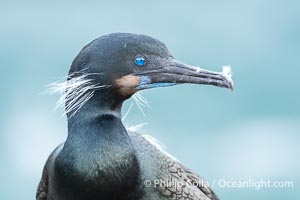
[{"x1": 46, "y1": 71, "x2": 110, "y2": 117}]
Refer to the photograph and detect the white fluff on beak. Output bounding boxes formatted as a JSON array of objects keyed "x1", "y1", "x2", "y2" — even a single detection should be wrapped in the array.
[{"x1": 222, "y1": 65, "x2": 234, "y2": 89}]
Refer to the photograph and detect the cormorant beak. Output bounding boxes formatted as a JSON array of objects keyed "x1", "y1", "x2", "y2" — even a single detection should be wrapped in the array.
[{"x1": 135, "y1": 59, "x2": 234, "y2": 91}]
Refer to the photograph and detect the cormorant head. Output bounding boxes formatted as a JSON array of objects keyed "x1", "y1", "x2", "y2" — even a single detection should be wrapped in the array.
[{"x1": 67, "y1": 33, "x2": 233, "y2": 115}]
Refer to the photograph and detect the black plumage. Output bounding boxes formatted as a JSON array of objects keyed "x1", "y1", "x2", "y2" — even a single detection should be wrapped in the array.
[{"x1": 37, "y1": 33, "x2": 233, "y2": 200}]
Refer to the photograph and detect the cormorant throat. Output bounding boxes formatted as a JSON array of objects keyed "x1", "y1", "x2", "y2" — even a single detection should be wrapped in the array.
[{"x1": 54, "y1": 89, "x2": 141, "y2": 200}]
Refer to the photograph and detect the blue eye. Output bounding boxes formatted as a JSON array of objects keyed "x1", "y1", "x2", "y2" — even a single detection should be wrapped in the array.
[{"x1": 134, "y1": 55, "x2": 146, "y2": 67}]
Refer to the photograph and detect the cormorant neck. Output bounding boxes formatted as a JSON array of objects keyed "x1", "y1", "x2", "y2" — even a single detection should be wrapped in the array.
[
  {"x1": 56, "y1": 90, "x2": 141, "y2": 199},
  {"x1": 67, "y1": 89, "x2": 126, "y2": 122}
]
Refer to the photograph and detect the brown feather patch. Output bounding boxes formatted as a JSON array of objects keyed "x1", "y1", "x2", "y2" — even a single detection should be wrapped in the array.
[{"x1": 115, "y1": 75, "x2": 141, "y2": 96}]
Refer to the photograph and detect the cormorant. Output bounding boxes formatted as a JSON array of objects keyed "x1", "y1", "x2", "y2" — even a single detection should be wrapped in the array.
[{"x1": 37, "y1": 33, "x2": 233, "y2": 200}]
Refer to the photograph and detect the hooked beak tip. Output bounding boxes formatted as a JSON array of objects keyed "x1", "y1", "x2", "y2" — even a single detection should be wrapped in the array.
[{"x1": 229, "y1": 83, "x2": 234, "y2": 91}]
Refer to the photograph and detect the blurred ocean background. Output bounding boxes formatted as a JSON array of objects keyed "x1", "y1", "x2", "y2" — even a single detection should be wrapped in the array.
[{"x1": 0, "y1": 0, "x2": 299, "y2": 199}]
